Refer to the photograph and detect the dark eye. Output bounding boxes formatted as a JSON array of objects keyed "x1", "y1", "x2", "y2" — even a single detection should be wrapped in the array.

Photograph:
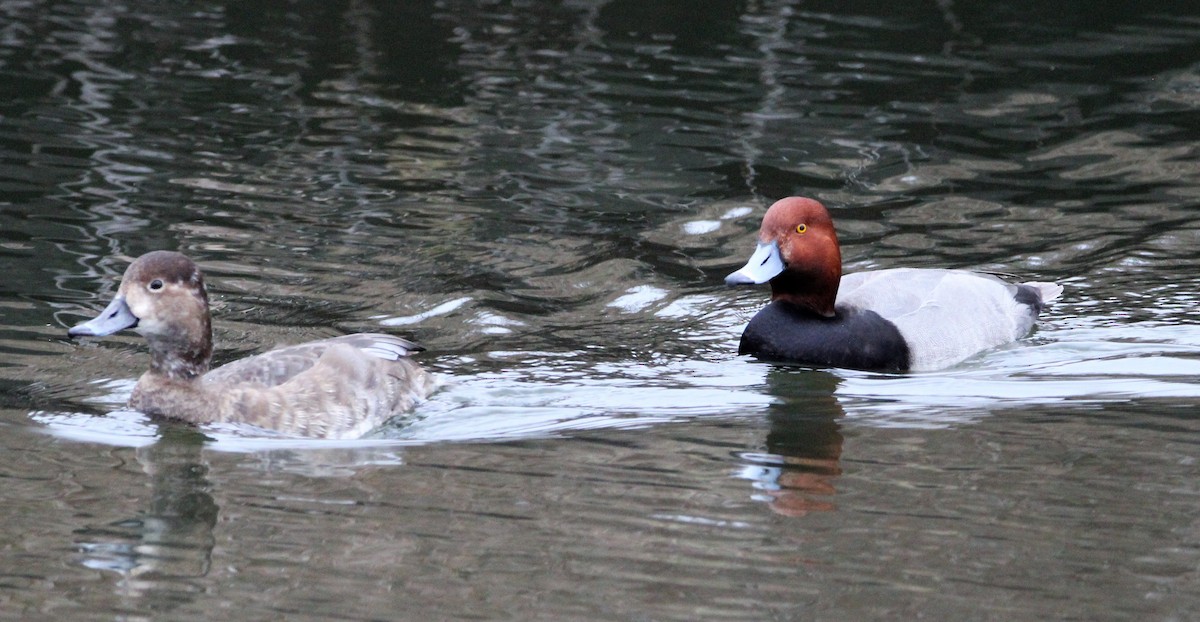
[{"x1": 148, "y1": 279, "x2": 164, "y2": 291}]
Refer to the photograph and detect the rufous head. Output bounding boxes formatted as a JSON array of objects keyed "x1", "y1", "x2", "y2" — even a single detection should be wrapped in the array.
[{"x1": 725, "y1": 197, "x2": 842, "y2": 317}]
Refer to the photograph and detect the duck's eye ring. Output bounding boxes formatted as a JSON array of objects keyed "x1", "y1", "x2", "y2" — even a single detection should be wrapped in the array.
[
  {"x1": 796, "y1": 224, "x2": 807, "y2": 234},
  {"x1": 148, "y1": 279, "x2": 164, "y2": 292}
]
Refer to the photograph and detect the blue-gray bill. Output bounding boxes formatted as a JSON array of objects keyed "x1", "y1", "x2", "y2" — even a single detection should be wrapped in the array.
[
  {"x1": 725, "y1": 241, "x2": 785, "y2": 285},
  {"x1": 67, "y1": 295, "x2": 139, "y2": 338}
]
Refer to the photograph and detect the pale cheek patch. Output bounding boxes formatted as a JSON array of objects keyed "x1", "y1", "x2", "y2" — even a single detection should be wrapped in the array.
[{"x1": 123, "y1": 293, "x2": 156, "y2": 324}]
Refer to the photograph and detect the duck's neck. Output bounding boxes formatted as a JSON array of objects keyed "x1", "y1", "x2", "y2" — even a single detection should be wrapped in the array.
[
  {"x1": 769, "y1": 266, "x2": 840, "y2": 318},
  {"x1": 146, "y1": 319, "x2": 213, "y2": 381}
]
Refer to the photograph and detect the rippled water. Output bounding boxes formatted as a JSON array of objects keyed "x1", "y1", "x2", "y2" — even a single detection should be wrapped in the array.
[{"x1": 4, "y1": 0, "x2": 1200, "y2": 619}]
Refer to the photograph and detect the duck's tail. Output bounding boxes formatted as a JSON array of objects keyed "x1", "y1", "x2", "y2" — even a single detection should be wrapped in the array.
[{"x1": 1023, "y1": 281, "x2": 1064, "y2": 305}]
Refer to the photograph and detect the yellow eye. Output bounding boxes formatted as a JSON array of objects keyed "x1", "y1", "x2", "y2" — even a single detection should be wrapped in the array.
[{"x1": 796, "y1": 224, "x2": 807, "y2": 234}]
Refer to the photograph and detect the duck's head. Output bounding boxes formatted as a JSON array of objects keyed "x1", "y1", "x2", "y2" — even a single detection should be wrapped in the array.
[
  {"x1": 725, "y1": 197, "x2": 842, "y2": 317},
  {"x1": 69, "y1": 251, "x2": 213, "y2": 379}
]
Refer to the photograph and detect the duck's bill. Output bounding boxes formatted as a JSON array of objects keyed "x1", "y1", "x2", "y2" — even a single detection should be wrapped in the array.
[
  {"x1": 68, "y1": 295, "x2": 139, "y2": 338},
  {"x1": 725, "y1": 241, "x2": 785, "y2": 285}
]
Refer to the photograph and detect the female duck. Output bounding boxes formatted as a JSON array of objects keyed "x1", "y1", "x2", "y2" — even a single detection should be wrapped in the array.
[
  {"x1": 68, "y1": 251, "x2": 436, "y2": 439},
  {"x1": 726, "y1": 197, "x2": 1062, "y2": 372}
]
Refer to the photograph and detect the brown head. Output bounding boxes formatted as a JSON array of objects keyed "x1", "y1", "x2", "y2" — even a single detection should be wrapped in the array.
[
  {"x1": 69, "y1": 251, "x2": 213, "y2": 379},
  {"x1": 725, "y1": 197, "x2": 843, "y2": 317}
]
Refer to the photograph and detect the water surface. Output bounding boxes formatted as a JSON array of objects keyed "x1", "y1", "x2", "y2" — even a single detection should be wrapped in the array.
[{"x1": 3, "y1": 0, "x2": 1200, "y2": 619}]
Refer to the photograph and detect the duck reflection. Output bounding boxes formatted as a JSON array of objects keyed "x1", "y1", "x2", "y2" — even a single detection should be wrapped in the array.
[
  {"x1": 735, "y1": 367, "x2": 844, "y2": 517},
  {"x1": 74, "y1": 424, "x2": 218, "y2": 607}
]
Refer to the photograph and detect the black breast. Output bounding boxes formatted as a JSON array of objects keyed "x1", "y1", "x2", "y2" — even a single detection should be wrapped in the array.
[{"x1": 738, "y1": 301, "x2": 911, "y2": 372}]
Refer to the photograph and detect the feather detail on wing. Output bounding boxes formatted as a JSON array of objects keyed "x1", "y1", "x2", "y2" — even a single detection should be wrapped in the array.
[{"x1": 204, "y1": 333, "x2": 424, "y2": 388}]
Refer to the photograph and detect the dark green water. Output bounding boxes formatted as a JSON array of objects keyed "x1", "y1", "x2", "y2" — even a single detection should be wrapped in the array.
[{"x1": 3, "y1": 0, "x2": 1200, "y2": 619}]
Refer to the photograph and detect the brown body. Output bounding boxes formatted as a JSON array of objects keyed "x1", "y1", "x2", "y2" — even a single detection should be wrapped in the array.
[{"x1": 69, "y1": 251, "x2": 435, "y2": 439}]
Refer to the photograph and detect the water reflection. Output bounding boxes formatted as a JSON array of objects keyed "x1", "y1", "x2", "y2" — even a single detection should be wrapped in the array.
[
  {"x1": 735, "y1": 368, "x2": 843, "y2": 517},
  {"x1": 74, "y1": 426, "x2": 216, "y2": 610}
]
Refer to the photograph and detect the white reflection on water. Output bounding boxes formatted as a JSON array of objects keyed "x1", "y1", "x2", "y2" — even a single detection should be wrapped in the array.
[
  {"x1": 29, "y1": 321, "x2": 1200, "y2": 459},
  {"x1": 831, "y1": 323, "x2": 1200, "y2": 428},
  {"x1": 607, "y1": 285, "x2": 669, "y2": 313},
  {"x1": 375, "y1": 296, "x2": 472, "y2": 326}
]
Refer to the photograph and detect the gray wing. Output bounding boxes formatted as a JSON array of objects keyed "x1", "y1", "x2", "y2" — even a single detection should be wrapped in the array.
[
  {"x1": 837, "y1": 268, "x2": 1017, "y2": 320},
  {"x1": 838, "y1": 269, "x2": 1039, "y2": 371},
  {"x1": 204, "y1": 333, "x2": 424, "y2": 388}
]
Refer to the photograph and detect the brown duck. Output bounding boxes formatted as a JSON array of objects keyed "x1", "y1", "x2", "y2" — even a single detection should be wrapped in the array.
[{"x1": 68, "y1": 251, "x2": 436, "y2": 439}]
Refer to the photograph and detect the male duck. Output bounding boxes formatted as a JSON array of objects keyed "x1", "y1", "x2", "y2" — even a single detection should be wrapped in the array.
[
  {"x1": 68, "y1": 251, "x2": 436, "y2": 439},
  {"x1": 726, "y1": 197, "x2": 1062, "y2": 372}
]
